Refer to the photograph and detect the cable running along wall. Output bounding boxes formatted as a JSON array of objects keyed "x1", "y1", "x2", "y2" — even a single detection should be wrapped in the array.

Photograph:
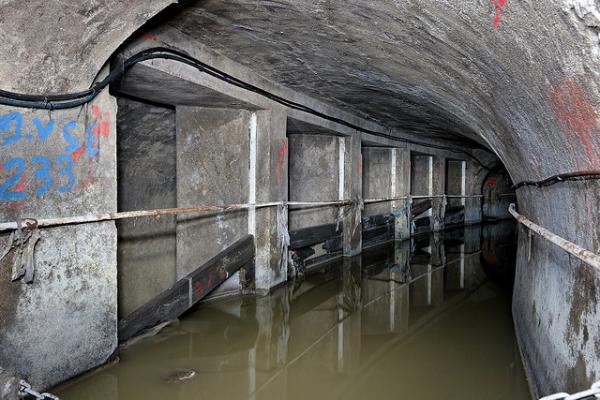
[{"x1": 0, "y1": 47, "x2": 493, "y2": 169}]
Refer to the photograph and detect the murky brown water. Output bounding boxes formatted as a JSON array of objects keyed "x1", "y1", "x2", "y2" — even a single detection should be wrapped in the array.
[{"x1": 57, "y1": 222, "x2": 531, "y2": 400}]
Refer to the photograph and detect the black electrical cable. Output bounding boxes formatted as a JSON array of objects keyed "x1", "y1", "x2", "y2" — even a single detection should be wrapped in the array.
[
  {"x1": 0, "y1": 47, "x2": 494, "y2": 169},
  {"x1": 513, "y1": 170, "x2": 600, "y2": 189}
]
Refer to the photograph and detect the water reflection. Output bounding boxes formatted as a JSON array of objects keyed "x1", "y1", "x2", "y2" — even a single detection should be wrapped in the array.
[{"x1": 57, "y1": 221, "x2": 530, "y2": 400}]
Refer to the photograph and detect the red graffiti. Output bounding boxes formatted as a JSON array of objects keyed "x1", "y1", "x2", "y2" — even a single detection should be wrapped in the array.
[
  {"x1": 71, "y1": 146, "x2": 86, "y2": 163},
  {"x1": 15, "y1": 173, "x2": 25, "y2": 193},
  {"x1": 142, "y1": 32, "x2": 158, "y2": 41},
  {"x1": 194, "y1": 280, "x2": 205, "y2": 298},
  {"x1": 492, "y1": 0, "x2": 507, "y2": 29},
  {"x1": 70, "y1": 106, "x2": 111, "y2": 162},
  {"x1": 5, "y1": 200, "x2": 26, "y2": 209},
  {"x1": 275, "y1": 139, "x2": 288, "y2": 184},
  {"x1": 484, "y1": 176, "x2": 497, "y2": 187},
  {"x1": 549, "y1": 79, "x2": 600, "y2": 169},
  {"x1": 220, "y1": 271, "x2": 227, "y2": 280},
  {"x1": 354, "y1": 154, "x2": 363, "y2": 174},
  {"x1": 91, "y1": 105, "x2": 110, "y2": 138}
]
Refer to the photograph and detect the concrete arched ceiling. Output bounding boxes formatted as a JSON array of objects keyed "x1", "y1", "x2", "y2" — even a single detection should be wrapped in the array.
[
  {"x1": 0, "y1": 0, "x2": 174, "y2": 92},
  {"x1": 145, "y1": 0, "x2": 600, "y2": 182}
]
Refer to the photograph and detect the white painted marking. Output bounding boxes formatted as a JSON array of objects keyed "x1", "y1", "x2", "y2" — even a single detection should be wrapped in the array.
[
  {"x1": 248, "y1": 113, "x2": 257, "y2": 236},
  {"x1": 461, "y1": 161, "x2": 467, "y2": 207},
  {"x1": 338, "y1": 138, "x2": 345, "y2": 201}
]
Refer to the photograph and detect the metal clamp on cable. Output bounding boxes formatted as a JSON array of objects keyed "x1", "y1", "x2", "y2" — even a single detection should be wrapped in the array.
[{"x1": 539, "y1": 381, "x2": 600, "y2": 400}]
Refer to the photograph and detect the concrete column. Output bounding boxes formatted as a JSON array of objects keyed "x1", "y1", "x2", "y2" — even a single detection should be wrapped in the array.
[
  {"x1": 343, "y1": 132, "x2": 362, "y2": 256},
  {"x1": 393, "y1": 148, "x2": 411, "y2": 240},
  {"x1": 410, "y1": 152, "x2": 433, "y2": 236},
  {"x1": 0, "y1": 84, "x2": 117, "y2": 389},
  {"x1": 253, "y1": 108, "x2": 288, "y2": 292},
  {"x1": 432, "y1": 156, "x2": 446, "y2": 232},
  {"x1": 176, "y1": 107, "x2": 287, "y2": 294}
]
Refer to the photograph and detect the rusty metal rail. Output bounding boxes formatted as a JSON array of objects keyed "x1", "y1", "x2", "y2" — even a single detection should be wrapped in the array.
[
  {"x1": 0, "y1": 200, "x2": 355, "y2": 233},
  {"x1": 509, "y1": 204, "x2": 600, "y2": 271}
]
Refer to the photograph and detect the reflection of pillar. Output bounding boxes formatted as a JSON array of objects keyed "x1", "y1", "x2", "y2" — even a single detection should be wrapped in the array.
[
  {"x1": 389, "y1": 273, "x2": 410, "y2": 334},
  {"x1": 432, "y1": 156, "x2": 446, "y2": 232},
  {"x1": 394, "y1": 240, "x2": 411, "y2": 283},
  {"x1": 254, "y1": 289, "x2": 290, "y2": 377},
  {"x1": 410, "y1": 263, "x2": 431, "y2": 307},
  {"x1": 393, "y1": 148, "x2": 411, "y2": 240},
  {"x1": 464, "y1": 225, "x2": 484, "y2": 288},
  {"x1": 343, "y1": 133, "x2": 362, "y2": 256}
]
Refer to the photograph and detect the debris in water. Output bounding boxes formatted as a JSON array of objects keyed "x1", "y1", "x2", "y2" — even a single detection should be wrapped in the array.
[{"x1": 165, "y1": 369, "x2": 197, "y2": 384}]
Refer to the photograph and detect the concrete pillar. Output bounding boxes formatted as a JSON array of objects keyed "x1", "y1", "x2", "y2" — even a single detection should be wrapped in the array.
[
  {"x1": 410, "y1": 152, "x2": 433, "y2": 236},
  {"x1": 253, "y1": 109, "x2": 289, "y2": 292},
  {"x1": 393, "y1": 148, "x2": 411, "y2": 240},
  {"x1": 432, "y1": 155, "x2": 446, "y2": 232},
  {"x1": 342, "y1": 132, "x2": 362, "y2": 256},
  {"x1": 176, "y1": 107, "x2": 287, "y2": 294},
  {"x1": 0, "y1": 84, "x2": 117, "y2": 389}
]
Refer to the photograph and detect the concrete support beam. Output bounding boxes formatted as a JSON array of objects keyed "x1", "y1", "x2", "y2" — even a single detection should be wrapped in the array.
[
  {"x1": 253, "y1": 108, "x2": 288, "y2": 292},
  {"x1": 0, "y1": 86, "x2": 118, "y2": 390},
  {"x1": 432, "y1": 156, "x2": 446, "y2": 232},
  {"x1": 342, "y1": 133, "x2": 362, "y2": 256},
  {"x1": 392, "y1": 148, "x2": 411, "y2": 241},
  {"x1": 176, "y1": 106, "x2": 288, "y2": 294}
]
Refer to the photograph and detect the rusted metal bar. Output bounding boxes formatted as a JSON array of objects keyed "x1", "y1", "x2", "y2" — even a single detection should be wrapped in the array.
[
  {"x1": 0, "y1": 200, "x2": 354, "y2": 233},
  {"x1": 509, "y1": 204, "x2": 600, "y2": 271},
  {"x1": 363, "y1": 197, "x2": 408, "y2": 205}
]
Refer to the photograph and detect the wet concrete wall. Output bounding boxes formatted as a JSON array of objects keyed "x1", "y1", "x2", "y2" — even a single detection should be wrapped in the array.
[
  {"x1": 176, "y1": 107, "x2": 250, "y2": 278},
  {"x1": 513, "y1": 183, "x2": 600, "y2": 397},
  {"x1": 117, "y1": 98, "x2": 177, "y2": 318},
  {"x1": 363, "y1": 148, "x2": 393, "y2": 217},
  {"x1": 288, "y1": 134, "x2": 341, "y2": 231}
]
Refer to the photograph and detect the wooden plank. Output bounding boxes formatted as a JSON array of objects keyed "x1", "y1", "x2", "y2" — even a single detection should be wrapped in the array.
[
  {"x1": 289, "y1": 223, "x2": 342, "y2": 250},
  {"x1": 411, "y1": 199, "x2": 432, "y2": 217},
  {"x1": 119, "y1": 235, "x2": 255, "y2": 342},
  {"x1": 362, "y1": 214, "x2": 393, "y2": 229}
]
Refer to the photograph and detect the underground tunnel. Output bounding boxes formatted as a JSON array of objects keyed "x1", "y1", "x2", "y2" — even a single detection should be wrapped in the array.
[{"x1": 1, "y1": 1, "x2": 600, "y2": 399}]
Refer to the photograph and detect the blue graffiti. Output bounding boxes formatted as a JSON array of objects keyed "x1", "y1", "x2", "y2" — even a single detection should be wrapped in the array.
[
  {"x1": 0, "y1": 112, "x2": 22, "y2": 146},
  {"x1": 0, "y1": 157, "x2": 26, "y2": 201},
  {"x1": 0, "y1": 110, "x2": 106, "y2": 202},
  {"x1": 32, "y1": 118, "x2": 55, "y2": 141}
]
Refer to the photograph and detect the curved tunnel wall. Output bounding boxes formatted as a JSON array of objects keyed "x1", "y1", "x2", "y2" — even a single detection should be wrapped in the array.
[{"x1": 0, "y1": 0, "x2": 599, "y2": 396}]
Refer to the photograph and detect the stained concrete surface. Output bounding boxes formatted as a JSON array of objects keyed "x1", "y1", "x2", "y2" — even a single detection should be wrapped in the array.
[
  {"x1": 176, "y1": 107, "x2": 250, "y2": 279},
  {"x1": 117, "y1": 98, "x2": 177, "y2": 318},
  {"x1": 288, "y1": 134, "x2": 341, "y2": 231}
]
